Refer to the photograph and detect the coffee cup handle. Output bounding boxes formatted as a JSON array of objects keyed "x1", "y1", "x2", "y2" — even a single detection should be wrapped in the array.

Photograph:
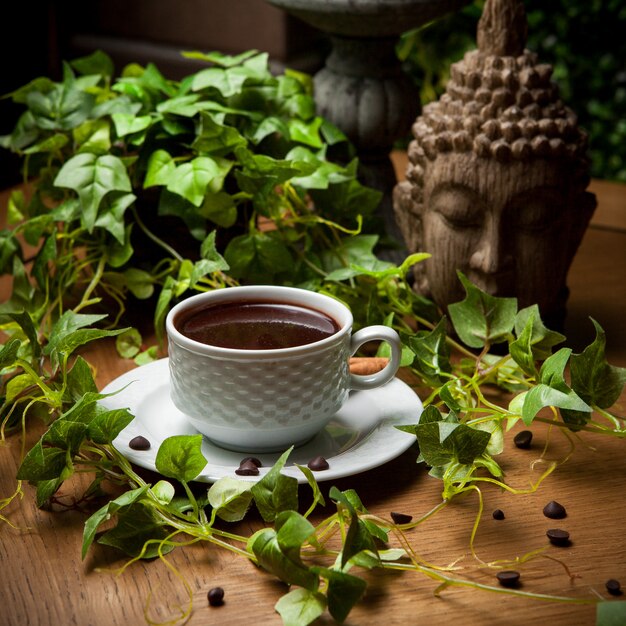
[{"x1": 349, "y1": 326, "x2": 402, "y2": 391}]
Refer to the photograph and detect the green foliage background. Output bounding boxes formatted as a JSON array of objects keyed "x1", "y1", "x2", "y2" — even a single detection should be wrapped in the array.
[{"x1": 399, "y1": 0, "x2": 626, "y2": 183}]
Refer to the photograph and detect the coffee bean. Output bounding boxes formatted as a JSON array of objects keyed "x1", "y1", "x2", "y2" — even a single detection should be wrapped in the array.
[
  {"x1": 307, "y1": 456, "x2": 329, "y2": 471},
  {"x1": 496, "y1": 570, "x2": 520, "y2": 588},
  {"x1": 207, "y1": 586, "x2": 224, "y2": 606},
  {"x1": 543, "y1": 500, "x2": 567, "y2": 519},
  {"x1": 605, "y1": 579, "x2": 622, "y2": 596},
  {"x1": 240, "y1": 457, "x2": 262, "y2": 468},
  {"x1": 391, "y1": 511, "x2": 413, "y2": 525},
  {"x1": 492, "y1": 509, "x2": 505, "y2": 520},
  {"x1": 546, "y1": 528, "x2": 570, "y2": 547},
  {"x1": 129, "y1": 435, "x2": 151, "y2": 450},
  {"x1": 235, "y1": 459, "x2": 260, "y2": 476},
  {"x1": 513, "y1": 430, "x2": 533, "y2": 449}
]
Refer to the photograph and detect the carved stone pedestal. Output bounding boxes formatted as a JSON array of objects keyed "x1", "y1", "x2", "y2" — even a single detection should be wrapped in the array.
[{"x1": 266, "y1": 0, "x2": 471, "y2": 256}]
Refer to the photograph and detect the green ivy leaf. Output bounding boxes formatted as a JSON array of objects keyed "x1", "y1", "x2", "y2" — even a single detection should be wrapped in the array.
[
  {"x1": 398, "y1": 406, "x2": 492, "y2": 468},
  {"x1": 111, "y1": 112, "x2": 154, "y2": 137},
  {"x1": 514, "y1": 304, "x2": 565, "y2": 360},
  {"x1": 248, "y1": 510, "x2": 318, "y2": 590},
  {"x1": 225, "y1": 232, "x2": 293, "y2": 282},
  {"x1": 208, "y1": 477, "x2": 254, "y2": 522},
  {"x1": 521, "y1": 384, "x2": 590, "y2": 426},
  {"x1": 311, "y1": 567, "x2": 366, "y2": 623},
  {"x1": 94, "y1": 192, "x2": 136, "y2": 245},
  {"x1": 87, "y1": 408, "x2": 135, "y2": 444},
  {"x1": 448, "y1": 272, "x2": 517, "y2": 348},
  {"x1": 82, "y1": 486, "x2": 149, "y2": 558},
  {"x1": 64, "y1": 356, "x2": 98, "y2": 403},
  {"x1": 329, "y1": 487, "x2": 379, "y2": 568},
  {"x1": 155, "y1": 434, "x2": 207, "y2": 483},
  {"x1": 53, "y1": 153, "x2": 132, "y2": 232},
  {"x1": 16, "y1": 442, "x2": 69, "y2": 481},
  {"x1": 167, "y1": 156, "x2": 231, "y2": 206},
  {"x1": 144, "y1": 149, "x2": 176, "y2": 188},
  {"x1": 569, "y1": 318, "x2": 626, "y2": 409},
  {"x1": 123, "y1": 268, "x2": 155, "y2": 300},
  {"x1": 198, "y1": 191, "x2": 238, "y2": 228},
  {"x1": 251, "y1": 447, "x2": 298, "y2": 523},
  {"x1": 509, "y1": 310, "x2": 538, "y2": 378},
  {"x1": 191, "y1": 111, "x2": 246, "y2": 155},
  {"x1": 73, "y1": 119, "x2": 111, "y2": 155},
  {"x1": 115, "y1": 328, "x2": 143, "y2": 358},
  {"x1": 275, "y1": 588, "x2": 326, "y2": 626},
  {"x1": 405, "y1": 316, "x2": 452, "y2": 386},
  {"x1": 98, "y1": 502, "x2": 173, "y2": 558}
]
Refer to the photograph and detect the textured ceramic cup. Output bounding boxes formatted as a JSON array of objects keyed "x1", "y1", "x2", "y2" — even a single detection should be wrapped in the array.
[{"x1": 166, "y1": 285, "x2": 402, "y2": 452}]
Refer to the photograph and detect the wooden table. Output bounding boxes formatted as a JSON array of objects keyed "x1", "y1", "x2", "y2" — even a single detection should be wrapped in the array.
[{"x1": 1, "y1": 166, "x2": 625, "y2": 626}]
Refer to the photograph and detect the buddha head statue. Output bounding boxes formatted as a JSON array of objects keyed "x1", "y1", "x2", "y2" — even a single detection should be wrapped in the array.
[{"x1": 393, "y1": 0, "x2": 596, "y2": 329}]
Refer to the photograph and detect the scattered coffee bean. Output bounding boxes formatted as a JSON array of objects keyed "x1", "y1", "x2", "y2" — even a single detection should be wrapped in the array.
[
  {"x1": 543, "y1": 500, "x2": 567, "y2": 519},
  {"x1": 207, "y1": 586, "x2": 224, "y2": 606},
  {"x1": 240, "y1": 457, "x2": 262, "y2": 468},
  {"x1": 307, "y1": 455, "x2": 329, "y2": 471},
  {"x1": 492, "y1": 509, "x2": 505, "y2": 520},
  {"x1": 513, "y1": 430, "x2": 533, "y2": 449},
  {"x1": 496, "y1": 570, "x2": 520, "y2": 588},
  {"x1": 605, "y1": 579, "x2": 623, "y2": 596},
  {"x1": 129, "y1": 435, "x2": 151, "y2": 450},
  {"x1": 391, "y1": 511, "x2": 413, "y2": 525},
  {"x1": 235, "y1": 459, "x2": 260, "y2": 476},
  {"x1": 546, "y1": 528, "x2": 570, "y2": 547}
]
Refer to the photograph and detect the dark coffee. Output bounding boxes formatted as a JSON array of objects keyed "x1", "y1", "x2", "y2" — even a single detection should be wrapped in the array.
[{"x1": 175, "y1": 300, "x2": 340, "y2": 350}]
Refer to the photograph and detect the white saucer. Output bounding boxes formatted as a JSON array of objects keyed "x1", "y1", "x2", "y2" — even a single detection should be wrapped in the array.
[{"x1": 102, "y1": 358, "x2": 422, "y2": 484}]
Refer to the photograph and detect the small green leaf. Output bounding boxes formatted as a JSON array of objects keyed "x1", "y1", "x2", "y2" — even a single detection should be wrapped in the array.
[
  {"x1": 155, "y1": 434, "x2": 207, "y2": 482},
  {"x1": 151, "y1": 480, "x2": 175, "y2": 505},
  {"x1": 405, "y1": 317, "x2": 452, "y2": 386},
  {"x1": 208, "y1": 477, "x2": 254, "y2": 522},
  {"x1": 144, "y1": 149, "x2": 176, "y2": 188},
  {"x1": 569, "y1": 318, "x2": 626, "y2": 409},
  {"x1": 275, "y1": 588, "x2": 326, "y2": 626},
  {"x1": 251, "y1": 447, "x2": 298, "y2": 522},
  {"x1": 166, "y1": 156, "x2": 228, "y2": 206},
  {"x1": 448, "y1": 272, "x2": 517, "y2": 348},
  {"x1": 111, "y1": 113, "x2": 153, "y2": 137},
  {"x1": 521, "y1": 384, "x2": 590, "y2": 426},
  {"x1": 0, "y1": 338, "x2": 20, "y2": 369},
  {"x1": 509, "y1": 311, "x2": 538, "y2": 378},
  {"x1": 115, "y1": 328, "x2": 143, "y2": 359},
  {"x1": 514, "y1": 304, "x2": 565, "y2": 360},
  {"x1": 123, "y1": 268, "x2": 155, "y2": 300}
]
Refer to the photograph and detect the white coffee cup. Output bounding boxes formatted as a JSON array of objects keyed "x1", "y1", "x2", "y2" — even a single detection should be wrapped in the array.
[{"x1": 166, "y1": 285, "x2": 401, "y2": 452}]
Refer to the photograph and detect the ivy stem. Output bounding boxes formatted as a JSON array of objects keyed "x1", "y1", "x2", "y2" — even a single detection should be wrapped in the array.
[
  {"x1": 131, "y1": 206, "x2": 184, "y2": 262},
  {"x1": 73, "y1": 256, "x2": 106, "y2": 313}
]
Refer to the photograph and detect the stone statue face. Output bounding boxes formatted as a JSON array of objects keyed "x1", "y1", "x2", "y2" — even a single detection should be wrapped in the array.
[{"x1": 415, "y1": 154, "x2": 590, "y2": 323}]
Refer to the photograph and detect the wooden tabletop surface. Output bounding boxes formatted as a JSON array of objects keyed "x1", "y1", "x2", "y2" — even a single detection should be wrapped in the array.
[{"x1": 1, "y1": 161, "x2": 625, "y2": 626}]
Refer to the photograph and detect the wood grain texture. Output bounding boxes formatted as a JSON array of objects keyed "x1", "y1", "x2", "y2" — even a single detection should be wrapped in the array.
[{"x1": 1, "y1": 179, "x2": 625, "y2": 626}]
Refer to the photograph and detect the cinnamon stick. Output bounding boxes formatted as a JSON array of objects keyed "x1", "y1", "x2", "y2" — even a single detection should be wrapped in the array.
[{"x1": 349, "y1": 357, "x2": 389, "y2": 375}]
